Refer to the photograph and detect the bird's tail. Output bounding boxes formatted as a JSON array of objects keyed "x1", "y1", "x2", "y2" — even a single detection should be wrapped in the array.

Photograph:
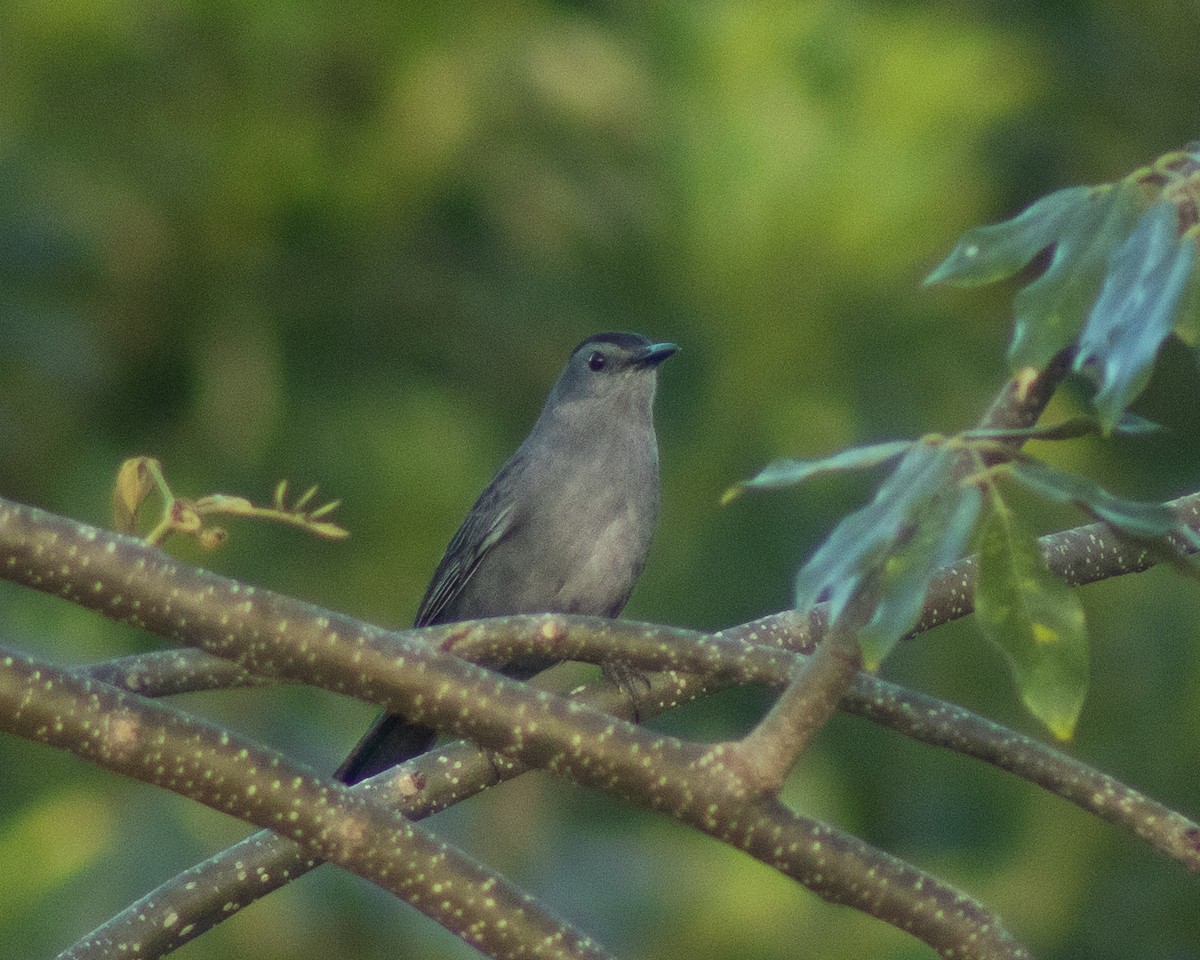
[
  {"x1": 333, "y1": 712, "x2": 437, "y2": 785},
  {"x1": 334, "y1": 652, "x2": 557, "y2": 785}
]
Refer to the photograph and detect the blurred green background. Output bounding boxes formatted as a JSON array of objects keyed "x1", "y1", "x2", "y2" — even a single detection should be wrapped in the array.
[{"x1": 3, "y1": 1, "x2": 1200, "y2": 958}]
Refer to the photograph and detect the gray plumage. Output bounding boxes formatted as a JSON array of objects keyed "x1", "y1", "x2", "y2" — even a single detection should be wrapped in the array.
[{"x1": 335, "y1": 331, "x2": 676, "y2": 785}]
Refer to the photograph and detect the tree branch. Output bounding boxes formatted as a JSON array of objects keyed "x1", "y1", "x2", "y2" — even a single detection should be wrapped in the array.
[
  {"x1": 0, "y1": 645, "x2": 614, "y2": 960},
  {"x1": 1, "y1": 497, "x2": 1026, "y2": 958},
  {"x1": 842, "y1": 675, "x2": 1200, "y2": 871},
  {"x1": 8, "y1": 478, "x2": 1197, "y2": 958},
  {"x1": 65, "y1": 621, "x2": 1200, "y2": 959},
  {"x1": 84, "y1": 648, "x2": 276, "y2": 695}
]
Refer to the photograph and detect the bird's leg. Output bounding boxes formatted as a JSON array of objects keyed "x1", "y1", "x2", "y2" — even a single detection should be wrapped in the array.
[{"x1": 601, "y1": 662, "x2": 652, "y2": 724}]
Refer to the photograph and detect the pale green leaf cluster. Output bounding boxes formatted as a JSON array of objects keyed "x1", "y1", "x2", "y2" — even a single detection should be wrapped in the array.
[
  {"x1": 928, "y1": 142, "x2": 1200, "y2": 432},
  {"x1": 734, "y1": 403, "x2": 1197, "y2": 739},
  {"x1": 789, "y1": 441, "x2": 980, "y2": 669}
]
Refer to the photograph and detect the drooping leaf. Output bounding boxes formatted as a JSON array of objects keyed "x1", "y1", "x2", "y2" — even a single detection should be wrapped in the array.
[
  {"x1": 1011, "y1": 457, "x2": 1200, "y2": 581},
  {"x1": 930, "y1": 145, "x2": 1200, "y2": 430},
  {"x1": 794, "y1": 443, "x2": 951, "y2": 618},
  {"x1": 1074, "y1": 200, "x2": 1196, "y2": 431},
  {"x1": 924, "y1": 186, "x2": 1094, "y2": 288},
  {"x1": 975, "y1": 497, "x2": 1089, "y2": 740},
  {"x1": 1108, "y1": 411, "x2": 1163, "y2": 435},
  {"x1": 793, "y1": 442, "x2": 982, "y2": 669},
  {"x1": 723, "y1": 440, "x2": 915, "y2": 504},
  {"x1": 1009, "y1": 183, "x2": 1145, "y2": 370},
  {"x1": 857, "y1": 480, "x2": 982, "y2": 669}
]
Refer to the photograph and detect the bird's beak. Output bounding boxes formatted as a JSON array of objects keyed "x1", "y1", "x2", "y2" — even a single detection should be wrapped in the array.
[{"x1": 634, "y1": 342, "x2": 679, "y2": 368}]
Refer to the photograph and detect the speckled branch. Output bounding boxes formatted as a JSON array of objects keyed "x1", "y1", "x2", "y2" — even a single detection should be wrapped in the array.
[
  {"x1": 731, "y1": 607, "x2": 863, "y2": 792},
  {"x1": 44, "y1": 480, "x2": 1200, "y2": 959},
  {"x1": 1, "y1": 498, "x2": 1024, "y2": 959},
  {"x1": 49, "y1": 676, "x2": 1031, "y2": 960},
  {"x1": 10, "y1": 476, "x2": 1197, "y2": 959},
  {"x1": 7, "y1": 488, "x2": 1196, "y2": 957},
  {"x1": 54, "y1": 668, "x2": 692, "y2": 960},
  {"x1": 63, "y1": 611, "x2": 1200, "y2": 960},
  {"x1": 698, "y1": 491, "x2": 1200, "y2": 655},
  {"x1": 0, "y1": 644, "x2": 614, "y2": 960},
  {"x1": 841, "y1": 675, "x2": 1200, "y2": 870},
  {"x1": 441, "y1": 609, "x2": 1200, "y2": 872},
  {"x1": 84, "y1": 648, "x2": 275, "y2": 695}
]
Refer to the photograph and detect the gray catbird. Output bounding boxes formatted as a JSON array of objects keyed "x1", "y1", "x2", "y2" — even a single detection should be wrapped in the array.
[{"x1": 335, "y1": 331, "x2": 676, "y2": 785}]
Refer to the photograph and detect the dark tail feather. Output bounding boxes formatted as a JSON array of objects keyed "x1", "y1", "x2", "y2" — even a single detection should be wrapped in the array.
[
  {"x1": 333, "y1": 712, "x2": 437, "y2": 785},
  {"x1": 334, "y1": 654, "x2": 557, "y2": 785}
]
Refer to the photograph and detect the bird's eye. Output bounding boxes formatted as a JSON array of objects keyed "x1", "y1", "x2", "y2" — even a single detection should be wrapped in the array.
[{"x1": 587, "y1": 351, "x2": 607, "y2": 372}]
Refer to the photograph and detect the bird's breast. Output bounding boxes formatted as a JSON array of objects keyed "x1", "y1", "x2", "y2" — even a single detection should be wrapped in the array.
[{"x1": 453, "y1": 437, "x2": 659, "y2": 620}]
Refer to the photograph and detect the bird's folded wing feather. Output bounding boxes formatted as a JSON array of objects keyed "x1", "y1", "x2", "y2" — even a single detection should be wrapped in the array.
[{"x1": 414, "y1": 459, "x2": 523, "y2": 627}]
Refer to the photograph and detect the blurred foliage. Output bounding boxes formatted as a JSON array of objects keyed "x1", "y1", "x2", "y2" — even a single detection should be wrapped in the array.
[{"x1": 2, "y1": 1, "x2": 1200, "y2": 958}]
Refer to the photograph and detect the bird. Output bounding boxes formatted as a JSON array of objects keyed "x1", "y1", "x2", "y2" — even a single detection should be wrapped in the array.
[{"x1": 334, "y1": 331, "x2": 677, "y2": 785}]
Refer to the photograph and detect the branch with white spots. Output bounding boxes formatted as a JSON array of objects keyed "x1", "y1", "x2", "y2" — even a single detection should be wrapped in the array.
[
  {"x1": 6, "y1": 488, "x2": 1200, "y2": 958},
  {"x1": 73, "y1": 637, "x2": 1200, "y2": 874},
  {"x1": 8, "y1": 479, "x2": 1200, "y2": 958},
  {"x1": 0, "y1": 497, "x2": 1029, "y2": 959},
  {"x1": 59, "y1": 621, "x2": 1200, "y2": 960},
  {"x1": 0, "y1": 644, "x2": 615, "y2": 960},
  {"x1": 83, "y1": 648, "x2": 277, "y2": 695},
  {"x1": 0, "y1": 499, "x2": 716, "y2": 796}
]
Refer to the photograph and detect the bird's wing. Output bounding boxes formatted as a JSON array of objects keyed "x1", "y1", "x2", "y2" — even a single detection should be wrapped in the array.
[{"x1": 413, "y1": 459, "x2": 522, "y2": 627}]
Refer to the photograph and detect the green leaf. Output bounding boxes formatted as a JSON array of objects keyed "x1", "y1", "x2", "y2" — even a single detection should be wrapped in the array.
[
  {"x1": 1007, "y1": 457, "x2": 1177, "y2": 538},
  {"x1": 975, "y1": 499, "x2": 1088, "y2": 740},
  {"x1": 962, "y1": 412, "x2": 1161, "y2": 444},
  {"x1": 925, "y1": 186, "x2": 1094, "y2": 287},
  {"x1": 1074, "y1": 200, "x2": 1196, "y2": 431},
  {"x1": 793, "y1": 442, "x2": 982, "y2": 669},
  {"x1": 1010, "y1": 457, "x2": 1200, "y2": 581},
  {"x1": 723, "y1": 440, "x2": 914, "y2": 504},
  {"x1": 858, "y1": 481, "x2": 982, "y2": 669},
  {"x1": 794, "y1": 443, "x2": 951, "y2": 618},
  {"x1": 1009, "y1": 183, "x2": 1144, "y2": 370}
]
